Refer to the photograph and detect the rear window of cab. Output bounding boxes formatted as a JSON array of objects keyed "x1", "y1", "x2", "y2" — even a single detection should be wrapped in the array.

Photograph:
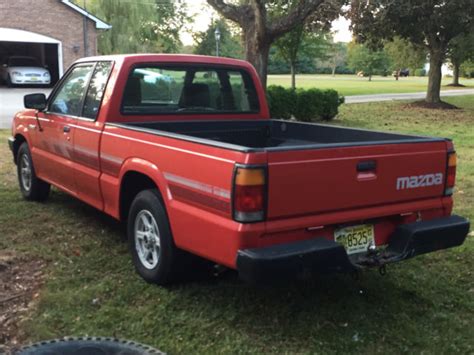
[{"x1": 121, "y1": 65, "x2": 260, "y2": 115}]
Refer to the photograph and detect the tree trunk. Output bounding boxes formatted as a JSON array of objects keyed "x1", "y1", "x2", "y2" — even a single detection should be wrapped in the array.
[
  {"x1": 368, "y1": 74, "x2": 372, "y2": 81},
  {"x1": 242, "y1": 24, "x2": 271, "y2": 88},
  {"x1": 426, "y1": 49, "x2": 444, "y2": 103},
  {"x1": 452, "y1": 62, "x2": 460, "y2": 86},
  {"x1": 331, "y1": 65, "x2": 336, "y2": 77},
  {"x1": 290, "y1": 61, "x2": 296, "y2": 89}
]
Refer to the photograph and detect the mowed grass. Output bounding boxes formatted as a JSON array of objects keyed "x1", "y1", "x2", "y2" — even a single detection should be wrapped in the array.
[
  {"x1": 0, "y1": 96, "x2": 473, "y2": 354},
  {"x1": 267, "y1": 74, "x2": 474, "y2": 96}
]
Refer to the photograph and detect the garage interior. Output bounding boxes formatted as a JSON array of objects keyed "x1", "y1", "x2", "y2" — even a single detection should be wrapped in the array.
[{"x1": 0, "y1": 28, "x2": 62, "y2": 85}]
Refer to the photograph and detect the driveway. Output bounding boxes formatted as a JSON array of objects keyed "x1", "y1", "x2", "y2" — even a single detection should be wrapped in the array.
[
  {"x1": 0, "y1": 87, "x2": 52, "y2": 129},
  {"x1": 345, "y1": 89, "x2": 474, "y2": 104}
]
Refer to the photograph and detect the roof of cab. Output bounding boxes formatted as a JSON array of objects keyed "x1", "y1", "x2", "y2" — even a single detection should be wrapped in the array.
[{"x1": 75, "y1": 53, "x2": 254, "y2": 69}]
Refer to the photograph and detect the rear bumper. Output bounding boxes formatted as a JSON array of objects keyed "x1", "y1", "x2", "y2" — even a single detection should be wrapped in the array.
[{"x1": 236, "y1": 215, "x2": 470, "y2": 283}]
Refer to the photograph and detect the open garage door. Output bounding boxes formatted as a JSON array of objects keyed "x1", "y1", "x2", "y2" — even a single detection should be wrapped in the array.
[{"x1": 0, "y1": 28, "x2": 62, "y2": 85}]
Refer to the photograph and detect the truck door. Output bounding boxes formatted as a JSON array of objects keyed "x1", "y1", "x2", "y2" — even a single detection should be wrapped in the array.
[
  {"x1": 34, "y1": 63, "x2": 94, "y2": 195},
  {"x1": 73, "y1": 61, "x2": 113, "y2": 210}
]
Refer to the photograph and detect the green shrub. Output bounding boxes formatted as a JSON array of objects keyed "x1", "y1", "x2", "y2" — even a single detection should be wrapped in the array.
[
  {"x1": 414, "y1": 68, "x2": 426, "y2": 77},
  {"x1": 266, "y1": 85, "x2": 297, "y2": 119},
  {"x1": 267, "y1": 86, "x2": 343, "y2": 121}
]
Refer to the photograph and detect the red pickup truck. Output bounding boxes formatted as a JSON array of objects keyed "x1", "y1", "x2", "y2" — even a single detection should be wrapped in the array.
[{"x1": 8, "y1": 54, "x2": 469, "y2": 284}]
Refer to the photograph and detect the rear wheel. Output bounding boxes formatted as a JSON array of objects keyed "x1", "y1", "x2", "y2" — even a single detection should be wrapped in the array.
[
  {"x1": 17, "y1": 143, "x2": 50, "y2": 201},
  {"x1": 127, "y1": 189, "x2": 182, "y2": 285}
]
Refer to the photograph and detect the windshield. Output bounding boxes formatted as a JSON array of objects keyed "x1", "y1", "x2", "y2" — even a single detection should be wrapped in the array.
[
  {"x1": 121, "y1": 65, "x2": 260, "y2": 115},
  {"x1": 8, "y1": 57, "x2": 41, "y2": 67}
]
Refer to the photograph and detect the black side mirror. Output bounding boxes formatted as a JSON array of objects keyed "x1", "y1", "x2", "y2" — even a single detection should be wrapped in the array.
[{"x1": 24, "y1": 93, "x2": 47, "y2": 111}]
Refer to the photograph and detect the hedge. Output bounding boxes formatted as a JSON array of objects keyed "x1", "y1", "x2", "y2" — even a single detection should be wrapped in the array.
[{"x1": 267, "y1": 85, "x2": 344, "y2": 121}]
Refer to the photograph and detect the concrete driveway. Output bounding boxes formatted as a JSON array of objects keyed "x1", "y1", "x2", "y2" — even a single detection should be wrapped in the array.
[
  {"x1": 0, "y1": 87, "x2": 52, "y2": 129},
  {"x1": 345, "y1": 89, "x2": 474, "y2": 104}
]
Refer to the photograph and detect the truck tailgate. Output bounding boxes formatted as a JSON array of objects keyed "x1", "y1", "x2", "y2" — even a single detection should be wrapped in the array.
[{"x1": 267, "y1": 141, "x2": 448, "y2": 219}]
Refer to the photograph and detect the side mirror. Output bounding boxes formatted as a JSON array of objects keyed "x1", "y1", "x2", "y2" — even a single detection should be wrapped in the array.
[{"x1": 24, "y1": 93, "x2": 47, "y2": 111}]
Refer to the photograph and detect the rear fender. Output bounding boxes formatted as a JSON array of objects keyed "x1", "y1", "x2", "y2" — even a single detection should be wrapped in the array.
[{"x1": 119, "y1": 157, "x2": 168, "y2": 198}]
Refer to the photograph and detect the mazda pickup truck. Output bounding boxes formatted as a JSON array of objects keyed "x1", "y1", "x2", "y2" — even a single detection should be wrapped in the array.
[{"x1": 8, "y1": 54, "x2": 470, "y2": 284}]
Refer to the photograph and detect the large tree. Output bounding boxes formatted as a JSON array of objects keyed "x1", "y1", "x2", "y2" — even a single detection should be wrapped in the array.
[
  {"x1": 207, "y1": 0, "x2": 345, "y2": 87},
  {"x1": 328, "y1": 40, "x2": 347, "y2": 77},
  {"x1": 86, "y1": 0, "x2": 188, "y2": 54},
  {"x1": 447, "y1": 34, "x2": 474, "y2": 86},
  {"x1": 347, "y1": 42, "x2": 390, "y2": 81},
  {"x1": 274, "y1": 27, "x2": 330, "y2": 89},
  {"x1": 384, "y1": 37, "x2": 427, "y2": 80},
  {"x1": 349, "y1": 0, "x2": 474, "y2": 104},
  {"x1": 193, "y1": 19, "x2": 243, "y2": 58}
]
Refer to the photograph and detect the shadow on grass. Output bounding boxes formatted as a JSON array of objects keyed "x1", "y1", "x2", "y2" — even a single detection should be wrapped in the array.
[{"x1": 19, "y1": 189, "x2": 471, "y2": 354}]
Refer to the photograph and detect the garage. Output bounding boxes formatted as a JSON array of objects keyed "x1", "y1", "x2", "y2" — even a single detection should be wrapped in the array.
[
  {"x1": 0, "y1": 28, "x2": 62, "y2": 85},
  {"x1": 0, "y1": 0, "x2": 110, "y2": 88}
]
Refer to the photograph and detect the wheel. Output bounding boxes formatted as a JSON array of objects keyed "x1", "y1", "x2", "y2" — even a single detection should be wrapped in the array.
[
  {"x1": 17, "y1": 143, "x2": 50, "y2": 201},
  {"x1": 127, "y1": 189, "x2": 182, "y2": 285},
  {"x1": 6, "y1": 74, "x2": 13, "y2": 88}
]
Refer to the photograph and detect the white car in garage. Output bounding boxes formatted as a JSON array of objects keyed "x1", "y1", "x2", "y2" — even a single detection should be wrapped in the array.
[{"x1": 1, "y1": 56, "x2": 51, "y2": 87}]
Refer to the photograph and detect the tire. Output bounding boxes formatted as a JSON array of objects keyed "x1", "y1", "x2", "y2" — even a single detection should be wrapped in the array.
[
  {"x1": 19, "y1": 336, "x2": 164, "y2": 354},
  {"x1": 6, "y1": 74, "x2": 13, "y2": 88},
  {"x1": 127, "y1": 189, "x2": 182, "y2": 285},
  {"x1": 17, "y1": 143, "x2": 50, "y2": 201}
]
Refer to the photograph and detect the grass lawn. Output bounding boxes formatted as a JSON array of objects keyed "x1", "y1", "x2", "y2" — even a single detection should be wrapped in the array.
[
  {"x1": 267, "y1": 74, "x2": 474, "y2": 96},
  {"x1": 0, "y1": 96, "x2": 473, "y2": 354}
]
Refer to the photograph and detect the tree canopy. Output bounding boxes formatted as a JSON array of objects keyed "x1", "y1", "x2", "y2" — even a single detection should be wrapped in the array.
[
  {"x1": 84, "y1": 0, "x2": 188, "y2": 54},
  {"x1": 348, "y1": 0, "x2": 474, "y2": 104},
  {"x1": 274, "y1": 25, "x2": 331, "y2": 88},
  {"x1": 193, "y1": 19, "x2": 243, "y2": 59},
  {"x1": 347, "y1": 42, "x2": 390, "y2": 81},
  {"x1": 207, "y1": 0, "x2": 346, "y2": 88},
  {"x1": 447, "y1": 33, "x2": 474, "y2": 86},
  {"x1": 384, "y1": 37, "x2": 426, "y2": 73}
]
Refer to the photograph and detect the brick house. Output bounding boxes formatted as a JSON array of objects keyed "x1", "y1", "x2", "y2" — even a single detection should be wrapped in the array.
[{"x1": 0, "y1": 0, "x2": 110, "y2": 84}]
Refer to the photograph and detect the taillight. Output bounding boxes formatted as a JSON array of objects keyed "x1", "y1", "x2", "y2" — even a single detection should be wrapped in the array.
[
  {"x1": 233, "y1": 166, "x2": 266, "y2": 223},
  {"x1": 445, "y1": 151, "x2": 457, "y2": 195}
]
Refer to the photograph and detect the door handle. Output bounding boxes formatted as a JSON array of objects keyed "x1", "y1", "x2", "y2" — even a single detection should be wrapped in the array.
[
  {"x1": 357, "y1": 160, "x2": 376, "y2": 172},
  {"x1": 63, "y1": 125, "x2": 71, "y2": 133}
]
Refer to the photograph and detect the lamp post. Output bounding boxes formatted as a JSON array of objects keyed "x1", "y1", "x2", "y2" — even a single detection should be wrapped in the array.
[{"x1": 214, "y1": 27, "x2": 221, "y2": 57}]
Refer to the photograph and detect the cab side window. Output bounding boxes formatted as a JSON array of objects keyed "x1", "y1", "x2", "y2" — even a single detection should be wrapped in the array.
[
  {"x1": 49, "y1": 65, "x2": 94, "y2": 116},
  {"x1": 82, "y1": 61, "x2": 113, "y2": 119}
]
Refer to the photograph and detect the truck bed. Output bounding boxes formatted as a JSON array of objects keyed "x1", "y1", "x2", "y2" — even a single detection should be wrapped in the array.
[{"x1": 119, "y1": 119, "x2": 444, "y2": 152}]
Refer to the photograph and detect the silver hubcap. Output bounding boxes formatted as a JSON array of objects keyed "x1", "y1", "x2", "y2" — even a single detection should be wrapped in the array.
[
  {"x1": 20, "y1": 154, "x2": 32, "y2": 192},
  {"x1": 134, "y1": 210, "x2": 161, "y2": 270}
]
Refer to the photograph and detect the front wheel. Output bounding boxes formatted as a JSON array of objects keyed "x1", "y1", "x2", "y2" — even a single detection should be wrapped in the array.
[
  {"x1": 6, "y1": 74, "x2": 13, "y2": 88},
  {"x1": 127, "y1": 189, "x2": 182, "y2": 285},
  {"x1": 17, "y1": 143, "x2": 50, "y2": 201}
]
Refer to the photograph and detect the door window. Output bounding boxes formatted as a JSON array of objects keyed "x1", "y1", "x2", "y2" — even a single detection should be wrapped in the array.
[
  {"x1": 49, "y1": 65, "x2": 94, "y2": 116},
  {"x1": 82, "y1": 62, "x2": 113, "y2": 119}
]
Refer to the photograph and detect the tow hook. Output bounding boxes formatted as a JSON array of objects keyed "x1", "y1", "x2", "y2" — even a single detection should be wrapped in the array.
[
  {"x1": 379, "y1": 265, "x2": 387, "y2": 276},
  {"x1": 213, "y1": 264, "x2": 228, "y2": 277}
]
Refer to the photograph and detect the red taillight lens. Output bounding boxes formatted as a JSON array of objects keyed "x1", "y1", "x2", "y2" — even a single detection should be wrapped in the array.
[
  {"x1": 233, "y1": 166, "x2": 266, "y2": 222},
  {"x1": 445, "y1": 152, "x2": 457, "y2": 195},
  {"x1": 234, "y1": 185, "x2": 264, "y2": 212}
]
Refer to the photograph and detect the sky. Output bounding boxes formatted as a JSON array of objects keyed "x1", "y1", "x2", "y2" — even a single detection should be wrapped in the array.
[{"x1": 180, "y1": 0, "x2": 353, "y2": 46}]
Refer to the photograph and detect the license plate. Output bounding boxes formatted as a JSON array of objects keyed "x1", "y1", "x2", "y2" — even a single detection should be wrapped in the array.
[
  {"x1": 334, "y1": 224, "x2": 375, "y2": 255},
  {"x1": 31, "y1": 77, "x2": 38, "y2": 81}
]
